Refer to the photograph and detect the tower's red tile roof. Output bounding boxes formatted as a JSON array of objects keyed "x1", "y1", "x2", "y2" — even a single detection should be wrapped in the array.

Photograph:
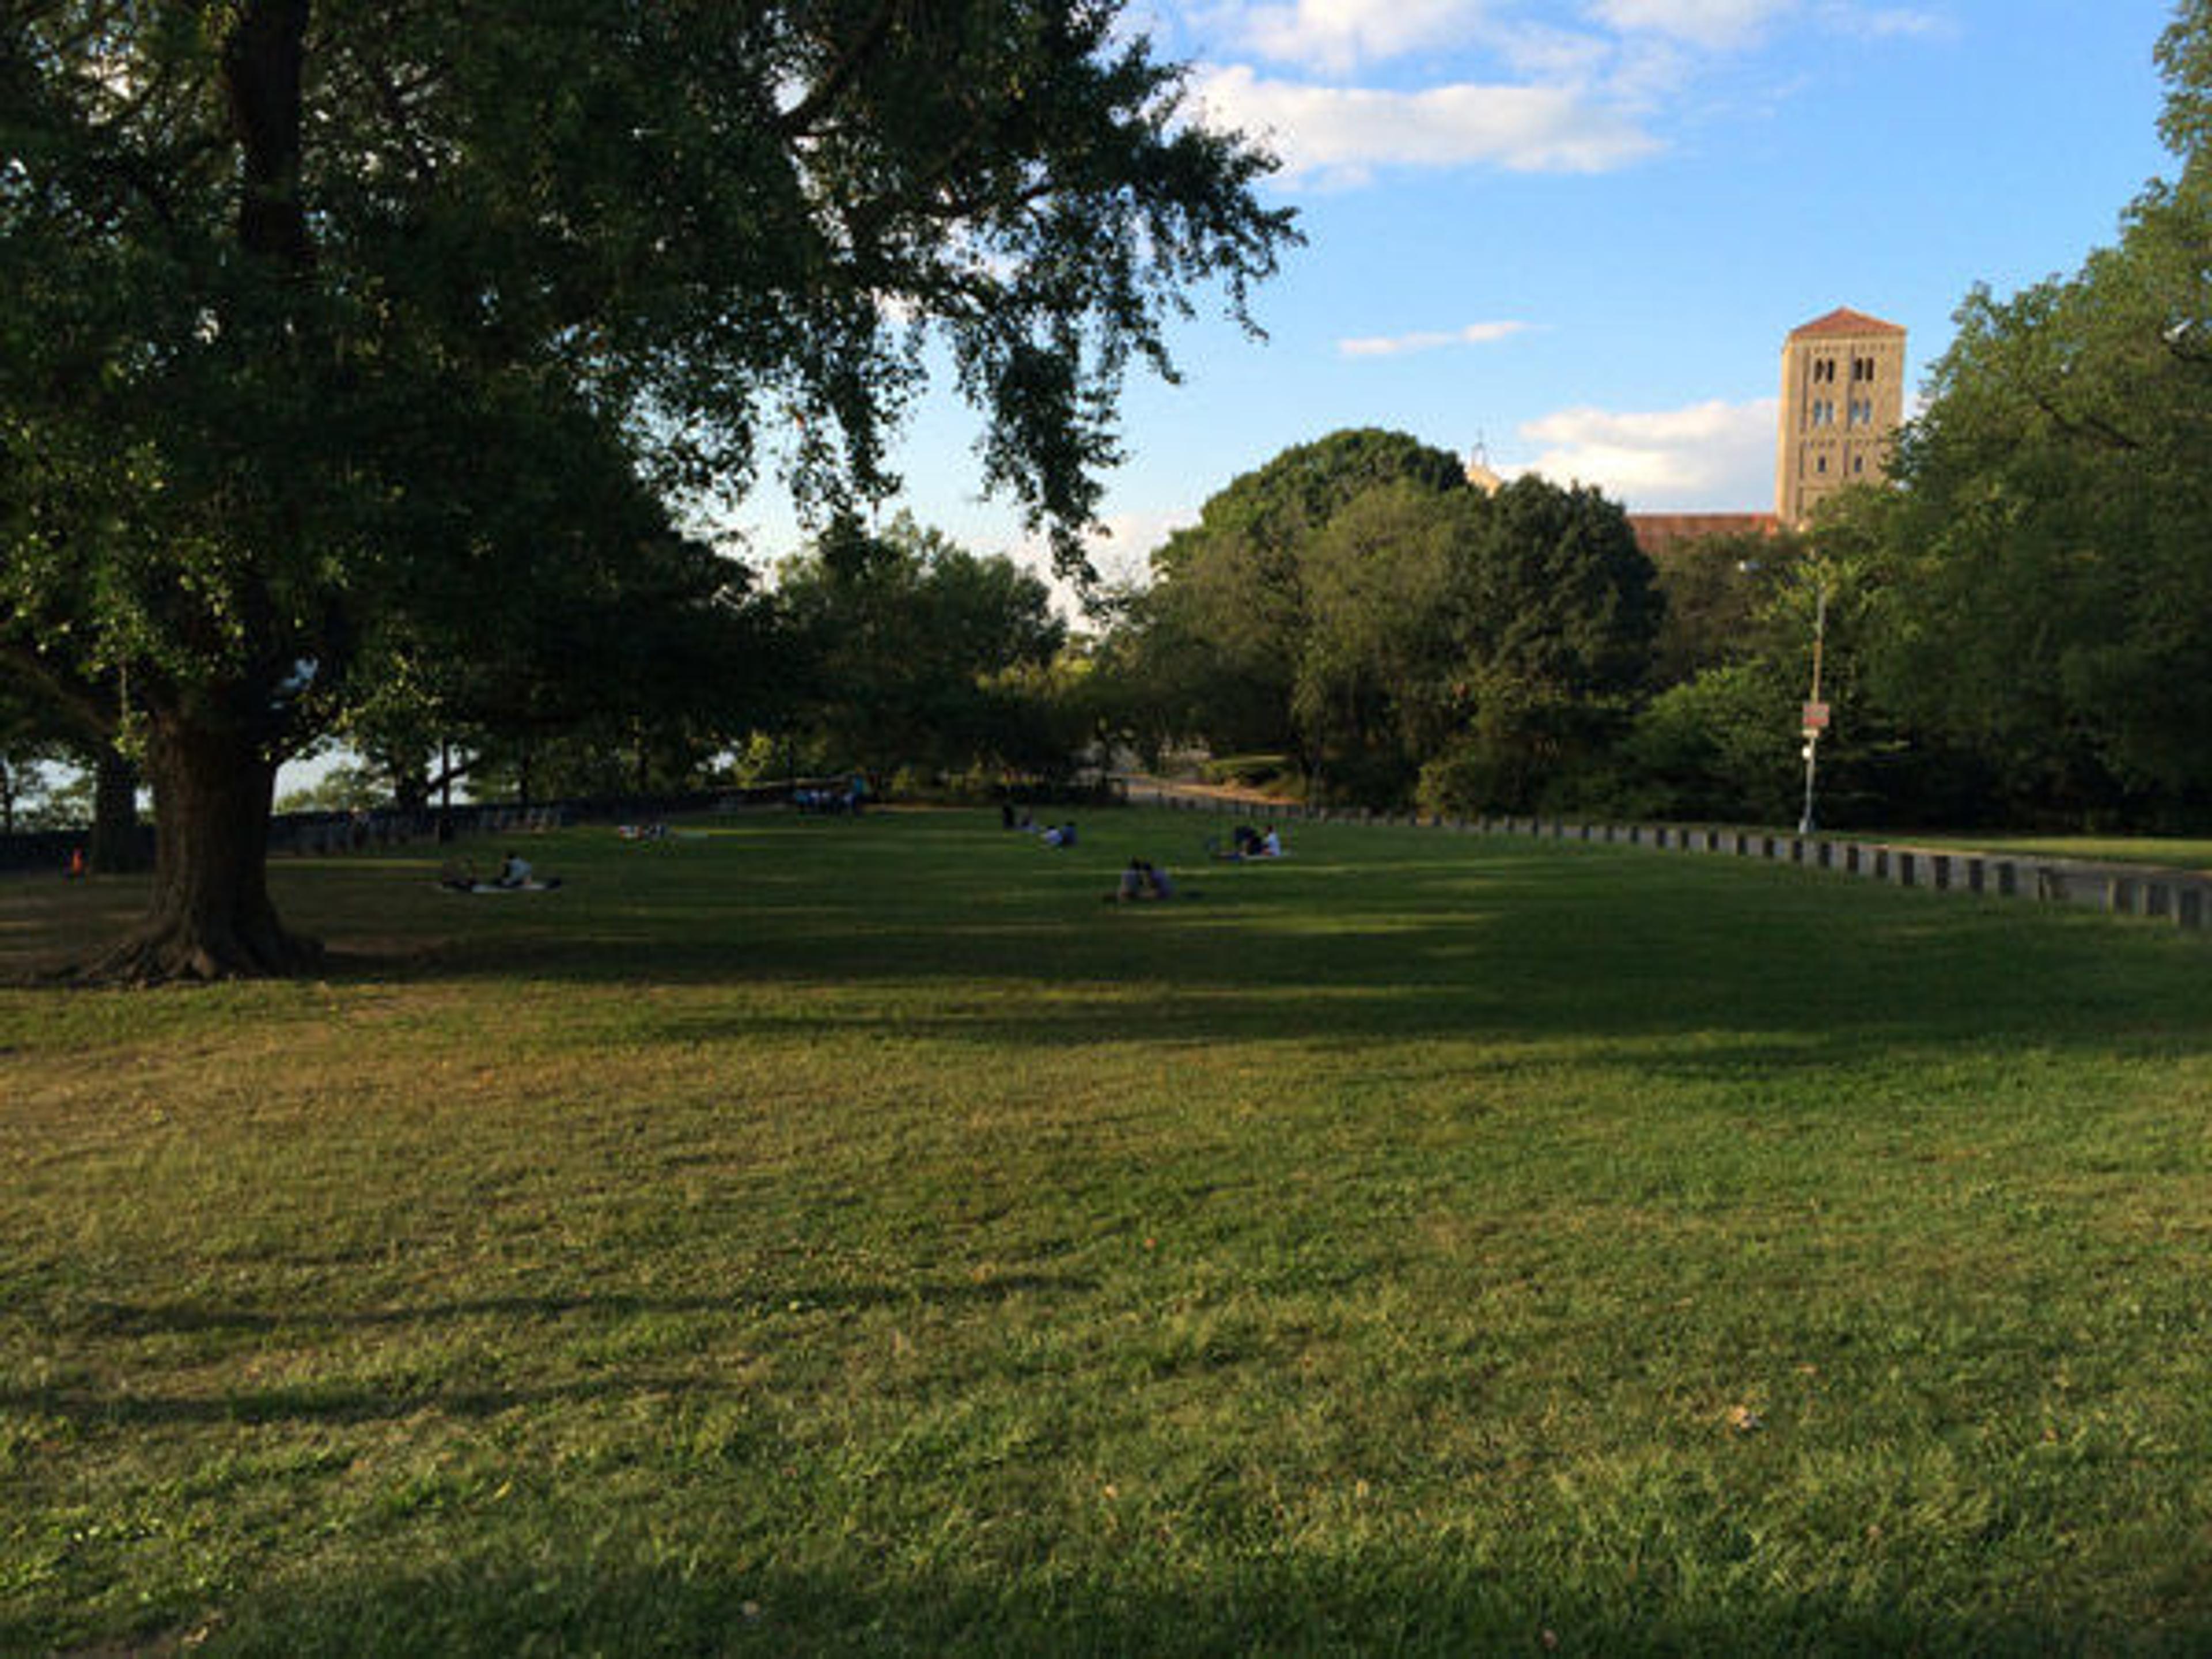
[
  {"x1": 1627, "y1": 513, "x2": 1781, "y2": 559},
  {"x1": 1789, "y1": 306, "x2": 1906, "y2": 339}
]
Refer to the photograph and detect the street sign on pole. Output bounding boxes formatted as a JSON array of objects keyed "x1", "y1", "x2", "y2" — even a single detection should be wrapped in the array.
[{"x1": 1801, "y1": 700, "x2": 1831, "y2": 734}]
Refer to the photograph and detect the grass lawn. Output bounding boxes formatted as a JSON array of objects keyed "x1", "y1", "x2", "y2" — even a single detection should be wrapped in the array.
[{"x1": 3, "y1": 809, "x2": 2209, "y2": 1655}]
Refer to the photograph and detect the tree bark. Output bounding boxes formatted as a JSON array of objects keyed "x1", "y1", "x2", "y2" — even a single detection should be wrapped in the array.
[
  {"x1": 89, "y1": 743, "x2": 149, "y2": 873},
  {"x1": 85, "y1": 717, "x2": 321, "y2": 982},
  {"x1": 390, "y1": 759, "x2": 430, "y2": 815},
  {"x1": 224, "y1": 0, "x2": 313, "y2": 269}
]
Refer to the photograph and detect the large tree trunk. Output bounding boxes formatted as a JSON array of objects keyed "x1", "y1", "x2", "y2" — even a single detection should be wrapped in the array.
[
  {"x1": 89, "y1": 743, "x2": 149, "y2": 873},
  {"x1": 86, "y1": 718, "x2": 321, "y2": 983},
  {"x1": 391, "y1": 762, "x2": 430, "y2": 815}
]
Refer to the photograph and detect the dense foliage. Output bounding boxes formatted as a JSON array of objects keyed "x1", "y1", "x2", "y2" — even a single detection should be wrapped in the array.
[
  {"x1": 767, "y1": 513, "x2": 1074, "y2": 785},
  {"x1": 1844, "y1": 56, "x2": 2212, "y2": 825},
  {"x1": 1115, "y1": 430, "x2": 1660, "y2": 812}
]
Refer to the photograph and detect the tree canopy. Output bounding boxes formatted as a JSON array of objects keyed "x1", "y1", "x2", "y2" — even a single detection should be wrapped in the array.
[
  {"x1": 772, "y1": 513, "x2": 1067, "y2": 781},
  {"x1": 1127, "y1": 429, "x2": 1472, "y2": 770},
  {"x1": 0, "y1": 1, "x2": 1297, "y2": 978},
  {"x1": 1118, "y1": 432, "x2": 1660, "y2": 810}
]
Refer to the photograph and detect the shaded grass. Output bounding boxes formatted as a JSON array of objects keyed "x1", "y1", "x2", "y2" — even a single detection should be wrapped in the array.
[{"x1": 3, "y1": 811, "x2": 2210, "y2": 1654}]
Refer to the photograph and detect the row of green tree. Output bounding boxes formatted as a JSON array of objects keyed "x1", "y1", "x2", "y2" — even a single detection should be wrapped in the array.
[{"x1": 277, "y1": 512, "x2": 1081, "y2": 813}]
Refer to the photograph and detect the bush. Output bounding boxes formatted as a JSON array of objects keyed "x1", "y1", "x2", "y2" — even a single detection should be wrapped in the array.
[{"x1": 1616, "y1": 665, "x2": 1800, "y2": 824}]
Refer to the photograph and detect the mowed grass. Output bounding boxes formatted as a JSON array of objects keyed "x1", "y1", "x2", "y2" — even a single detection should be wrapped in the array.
[{"x1": 3, "y1": 810, "x2": 2210, "y2": 1656}]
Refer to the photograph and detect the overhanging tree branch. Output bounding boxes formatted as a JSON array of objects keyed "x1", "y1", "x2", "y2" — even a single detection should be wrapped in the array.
[{"x1": 774, "y1": 0, "x2": 904, "y2": 139}]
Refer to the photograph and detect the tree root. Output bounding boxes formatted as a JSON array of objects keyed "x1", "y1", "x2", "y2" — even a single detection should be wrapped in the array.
[{"x1": 74, "y1": 918, "x2": 326, "y2": 986}]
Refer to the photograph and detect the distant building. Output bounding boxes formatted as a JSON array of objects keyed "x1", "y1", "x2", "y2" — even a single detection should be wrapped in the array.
[
  {"x1": 1567, "y1": 305, "x2": 1911, "y2": 559},
  {"x1": 1463, "y1": 435, "x2": 1506, "y2": 497},
  {"x1": 1624, "y1": 512, "x2": 1778, "y2": 560},
  {"x1": 1467, "y1": 307, "x2": 1905, "y2": 558},
  {"x1": 1773, "y1": 306, "x2": 1907, "y2": 525}
]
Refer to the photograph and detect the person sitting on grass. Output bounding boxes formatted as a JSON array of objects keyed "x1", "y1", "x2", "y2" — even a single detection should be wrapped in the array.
[
  {"x1": 1107, "y1": 859, "x2": 1187, "y2": 903},
  {"x1": 1041, "y1": 821, "x2": 1077, "y2": 849},
  {"x1": 438, "y1": 858, "x2": 479, "y2": 892},
  {"x1": 1258, "y1": 825, "x2": 1283, "y2": 858},
  {"x1": 495, "y1": 851, "x2": 533, "y2": 888}
]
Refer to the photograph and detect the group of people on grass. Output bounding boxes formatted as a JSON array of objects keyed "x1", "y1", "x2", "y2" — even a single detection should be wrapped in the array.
[
  {"x1": 1107, "y1": 819, "x2": 1289, "y2": 903},
  {"x1": 794, "y1": 777, "x2": 869, "y2": 815},
  {"x1": 1218, "y1": 823, "x2": 1285, "y2": 860},
  {"x1": 421, "y1": 802, "x2": 1275, "y2": 903},
  {"x1": 1003, "y1": 803, "x2": 1081, "y2": 848},
  {"x1": 439, "y1": 851, "x2": 558, "y2": 892}
]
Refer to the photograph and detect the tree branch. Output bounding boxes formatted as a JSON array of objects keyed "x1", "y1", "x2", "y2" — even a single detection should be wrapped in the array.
[
  {"x1": 0, "y1": 642, "x2": 117, "y2": 744},
  {"x1": 774, "y1": 0, "x2": 902, "y2": 138},
  {"x1": 2029, "y1": 388, "x2": 2144, "y2": 453}
]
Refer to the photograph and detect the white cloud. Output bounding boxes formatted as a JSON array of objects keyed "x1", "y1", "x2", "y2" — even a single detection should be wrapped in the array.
[
  {"x1": 1196, "y1": 64, "x2": 1661, "y2": 183},
  {"x1": 1237, "y1": 0, "x2": 1493, "y2": 74},
  {"x1": 1339, "y1": 320, "x2": 1535, "y2": 358},
  {"x1": 1586, "y1": 0, "x2": 1794, "y2": 51},
  {"x1": 1516, "y1": 397, "x2": 1778, "y2": 507},
  {"x1": 1488, "y1": 22, "x2": 1619, "y2": 85},
  {"x1": 1816, "y1": 3, "x2": 1954, "y2": 41}
]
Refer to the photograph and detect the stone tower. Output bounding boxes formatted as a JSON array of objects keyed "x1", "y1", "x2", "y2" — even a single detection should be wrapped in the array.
[{"x1": 1775, "y1": 307, "x2": 1906, "y2": 525}]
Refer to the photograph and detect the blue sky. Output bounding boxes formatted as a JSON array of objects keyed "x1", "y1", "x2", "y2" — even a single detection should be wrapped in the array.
[{"x1": 730, "y1": 0, "x2": 2184, "y2": 598}]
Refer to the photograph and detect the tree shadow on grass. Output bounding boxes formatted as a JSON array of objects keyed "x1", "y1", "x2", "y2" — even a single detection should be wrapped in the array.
[
  {"x1": 9, "y1": 1275, "x2": 1096, "y2": 1434},
  {"x1": 40, "y1": 1543, "x2": 2194, "y2": 1659},
  {"x1": 58, "y1": 1273, "x2": 1089, "y2": 1339},
  {"x1": 486, "y1": 918, "x2": 2212, "y2": 1073}
]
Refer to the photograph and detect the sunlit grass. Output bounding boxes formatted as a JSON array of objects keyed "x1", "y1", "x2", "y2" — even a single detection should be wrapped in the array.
[{"x1": 3, "y1": 810, "x2": 2209, "y2": 1654}]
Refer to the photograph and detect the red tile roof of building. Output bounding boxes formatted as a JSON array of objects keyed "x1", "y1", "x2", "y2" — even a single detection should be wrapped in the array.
[
  {"x1": 1628, "y1": 513, "x2": 1781, "y2": 559},
  {"x1": 1789, "y1": 306, "x2": 1906, "y2": 339}
]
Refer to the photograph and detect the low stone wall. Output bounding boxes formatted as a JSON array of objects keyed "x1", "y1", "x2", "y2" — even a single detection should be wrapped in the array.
[{"x1": 1122, "y1": 783, "x2": 2211, "y2": 934}]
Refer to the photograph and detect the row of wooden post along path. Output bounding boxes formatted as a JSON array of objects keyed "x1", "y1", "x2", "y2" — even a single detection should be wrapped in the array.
[{"x1": 1123, "y1": 782, "x2": 2212, "y2": 934}]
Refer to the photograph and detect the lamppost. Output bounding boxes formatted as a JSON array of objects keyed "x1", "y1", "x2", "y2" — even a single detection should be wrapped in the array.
[{"x1": 1798, "y1": 579, "x2": 1828, "y2": 834}]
